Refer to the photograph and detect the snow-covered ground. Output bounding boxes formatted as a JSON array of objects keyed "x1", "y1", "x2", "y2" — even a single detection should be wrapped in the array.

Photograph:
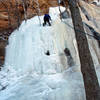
[{"x1": 0, "y1": 6, "x2": 100, "y2": 100}]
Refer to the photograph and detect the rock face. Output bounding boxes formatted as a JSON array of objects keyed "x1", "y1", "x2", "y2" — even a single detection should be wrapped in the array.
[
  {"x1": 0, "y1": 0, "x2": 58, "y2": 31},
  {"x1": 0, "y1": 40, "x2": 7, "y2": 67},
  {"x1": 0, "y1": 0, "x2": 95, "y2": 31}
]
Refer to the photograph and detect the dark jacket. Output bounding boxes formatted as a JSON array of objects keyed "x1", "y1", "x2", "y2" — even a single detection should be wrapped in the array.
[{"x1": 44, "y1": 14, "x2": 51, "y2": 21}]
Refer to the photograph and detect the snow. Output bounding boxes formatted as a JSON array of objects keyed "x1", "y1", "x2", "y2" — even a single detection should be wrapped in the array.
[
  {"x1": 0, "y1": 6, "x2": 100, "y2": 100},
  {"x1": 92, "y1": 0, "x2": 100, "y2": 5}
]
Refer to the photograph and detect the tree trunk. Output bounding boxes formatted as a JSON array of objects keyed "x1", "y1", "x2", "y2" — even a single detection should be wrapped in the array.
[{"x1": 66, "y1": 0, "x2": 100, "y2": 100}]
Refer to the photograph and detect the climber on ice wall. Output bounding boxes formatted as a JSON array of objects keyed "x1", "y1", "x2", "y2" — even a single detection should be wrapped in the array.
[{"x1": 43, "y1": 14, "x2": 51, "y2": 26}]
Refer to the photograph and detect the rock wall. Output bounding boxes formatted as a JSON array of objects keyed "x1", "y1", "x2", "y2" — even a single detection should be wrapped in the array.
[
  {"x1": 0, "y1": 40, "x2": 7, "y2": 67},
  {"x1": 0, "y1": 0, "x2": 58, "y2": 31}
]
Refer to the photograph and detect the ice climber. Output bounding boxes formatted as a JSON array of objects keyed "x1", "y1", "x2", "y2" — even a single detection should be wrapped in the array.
[{"x1": 43, "y1": 14, "x2": 51, "y2": 26}]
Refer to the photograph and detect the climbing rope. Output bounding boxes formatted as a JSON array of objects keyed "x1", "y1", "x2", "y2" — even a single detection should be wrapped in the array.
[{"x1": 63, "y1": 20, "x2": 100, "y2": 41}]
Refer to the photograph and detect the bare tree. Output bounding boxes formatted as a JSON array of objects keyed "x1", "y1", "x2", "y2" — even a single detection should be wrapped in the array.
[
  {"x1": 32, "y1": 0, "x2": 41, "y2": 25},
  {"x1": 64, "y1": 0, "x2": 100, "y2": 100},
  {"x1": 21, "y1": 0, "x2": 30, "y2": 21},
  {"x1": 58, "y1": 0, "x2": 70, "y2": 19},
  {"x1": 14, "y1": 0, "x2": 21, "y2": 28}
]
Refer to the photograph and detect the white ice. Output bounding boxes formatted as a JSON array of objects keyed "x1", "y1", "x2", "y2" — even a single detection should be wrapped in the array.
[{"x1": 0, "y1": 6, "x2": 100, "y2": 100}]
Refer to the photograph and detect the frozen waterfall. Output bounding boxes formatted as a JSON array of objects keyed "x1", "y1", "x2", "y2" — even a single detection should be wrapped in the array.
[
  {"x1": 0, "y1": 7, "x2": 100, "y2": 100},
  {"x1": 4, "y1": 7, "x2": 79, "y2": 74}
]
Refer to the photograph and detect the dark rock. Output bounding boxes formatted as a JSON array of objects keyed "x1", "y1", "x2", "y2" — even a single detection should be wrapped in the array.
[
  {"x1": 45, "y1": 50, "x2": 50, "y2": 56},
  {"x1": 0, "y1": 40, "x2": 6, "y2": 66},
  {"x1": 60, "y1": 10, "x2": 70, "y2": 19},
  {"x1": 64, "y1": 48, "x2": 75, "y2": 67}
]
